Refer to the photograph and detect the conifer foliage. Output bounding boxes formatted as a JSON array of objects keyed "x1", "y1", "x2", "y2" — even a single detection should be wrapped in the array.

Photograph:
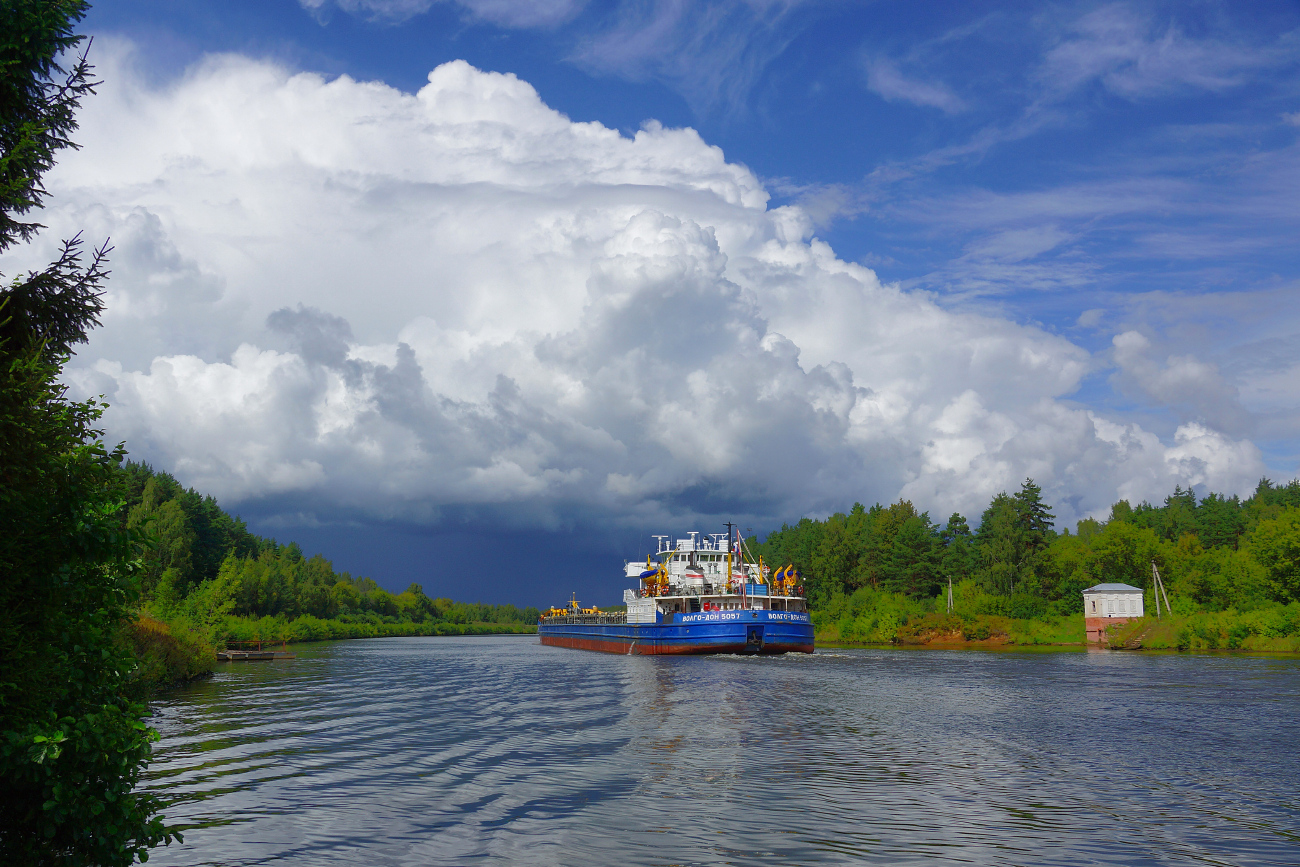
[{"x1": 0, "y1": 2, "x2": 176, "y2": 863}]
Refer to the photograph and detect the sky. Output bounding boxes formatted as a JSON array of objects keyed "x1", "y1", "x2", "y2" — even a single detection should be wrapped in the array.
[{"x1": 6, "y1": 0, "x2": 1300, "y2": 605}]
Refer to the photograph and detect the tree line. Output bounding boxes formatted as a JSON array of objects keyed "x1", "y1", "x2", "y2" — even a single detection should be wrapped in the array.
[
  {"x1": 753, "y1": 478, "x2": 1300, "y2": 618},
  {"x1": 123, "y1": 462, "x2": 541, "y2": 633}
]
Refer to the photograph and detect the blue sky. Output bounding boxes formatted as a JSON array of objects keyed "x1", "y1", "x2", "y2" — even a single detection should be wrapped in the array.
[{"x1": 18, "y1": 0, "x2": 1299, "y2": 602}]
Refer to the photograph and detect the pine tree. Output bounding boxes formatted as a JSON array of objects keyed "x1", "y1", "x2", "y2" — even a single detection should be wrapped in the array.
[
  {"x1": 939, "y1": 512, "x2": 976, "y2": 582},
  {"x1": 978, "y1": 493, "x2": 1022, "y2": 596},
  {"x1": 0, "y1": 3, "x2": 177, "y2": 862},
  {"x1": 1013, "y1": 478, "x2": 1055, "y2": 549},
  {"x1": 1196, "y1": 492, "x2": 1244, "y2": 550},
  {"x1": 883, "y1": 514, "x2": 940, "y2": 596}
]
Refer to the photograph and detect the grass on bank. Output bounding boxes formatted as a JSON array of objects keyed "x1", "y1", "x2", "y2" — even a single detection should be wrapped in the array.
[
  {"x1": 1107, "y1": 604, "x2": 1300, "y2": 652},
  {"x1": 128, "y1": 613, "x2": 539, "y2": 692},
  {"x1": 811, "y1": 585, "x2": 1300, "y2": 651},
  {"x1": 219, "y1": 614, "x2": 537, "y2": 644},
  {"x1": 812, "y1": 585, "x2": 1085, "y2": 648},
  {"x1": 815, "y1": 611, "x2": 1084, "y2": 647}
]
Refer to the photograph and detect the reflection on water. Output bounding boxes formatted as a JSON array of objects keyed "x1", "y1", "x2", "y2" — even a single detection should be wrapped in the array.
[{"x1": 144, "y1": 637, "x2": 1300, "y2": 865}]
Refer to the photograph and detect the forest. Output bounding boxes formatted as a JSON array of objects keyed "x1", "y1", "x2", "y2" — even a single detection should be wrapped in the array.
[
  {"x1": 120, "y1": 460, "x2": 540, "y2": 676},
  {"x1": 752, "y1": 478, "x2": 1300, "y2": 650}
]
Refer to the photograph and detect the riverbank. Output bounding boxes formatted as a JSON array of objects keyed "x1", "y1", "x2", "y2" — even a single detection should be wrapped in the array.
[
  {"x1": 1106, "y1": 609, "x2": 1300, "y2": 652},
  {"x1": 813, "y1": 606, "x2": 1300, "y2": 652},
  {"x1": 814, "y1": 611, "x2": 1084, "y2": 649},
  {"x1": 128, "y1": 616, "x2": 219, "y2": 694},
  {"x1": 129, "y1": 614, "x2": 541, "y2": 692},
  {"x1": 219, "y1": 614, "x2": 538, "y2": 644}
]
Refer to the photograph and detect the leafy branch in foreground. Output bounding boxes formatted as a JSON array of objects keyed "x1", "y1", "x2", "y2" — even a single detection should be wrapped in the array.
[{"x1": 1, "y1": 1, "x2": 178, "y2": 863}]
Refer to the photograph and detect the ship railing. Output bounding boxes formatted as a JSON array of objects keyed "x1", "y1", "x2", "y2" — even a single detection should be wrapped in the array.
[{"x1": 539, "y1": 613, "x2": 628, "y2": 625}]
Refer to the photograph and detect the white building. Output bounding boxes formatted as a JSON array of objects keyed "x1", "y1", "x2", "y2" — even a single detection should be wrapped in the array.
[
  {"x1": 1082, "y1": 582, "x2": 1145, "y2": 643},
  {"x1": 1082, "y1": 583, "x2": 1145, "y2": 619}
]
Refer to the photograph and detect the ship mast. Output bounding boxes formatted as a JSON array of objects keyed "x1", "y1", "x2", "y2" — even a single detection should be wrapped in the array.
[{"x1": 724, "y1": 521, "x2": 735, "y2": 598}]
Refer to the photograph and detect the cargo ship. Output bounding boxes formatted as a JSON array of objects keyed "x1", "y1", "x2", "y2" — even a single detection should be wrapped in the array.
[{"x1": 538, "y1": 524, "x2": 813, "y2": 655}]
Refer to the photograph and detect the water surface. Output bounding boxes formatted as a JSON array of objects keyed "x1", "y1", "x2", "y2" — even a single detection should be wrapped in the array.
[{"x1": 145, "y1": 636, "x2": 1300, "y2": 865}]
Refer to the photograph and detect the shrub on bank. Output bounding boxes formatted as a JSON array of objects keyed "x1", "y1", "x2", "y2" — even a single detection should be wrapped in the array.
[
  {"x1": 1003, "y1": 615, "x2": 1084, "y2": 646},
  {"x1": 811, "y1": 585, "x2": 1084, "y2": 646},
  {"x1": 216, "y1": 615, "x2": 537, "y2": 645},
  {"x1": 1108, "y1": 603, "x2": 1300, "y2": 651},
  {"x1": 127, "y1": 616, "x2": 216, "y2": 693}
]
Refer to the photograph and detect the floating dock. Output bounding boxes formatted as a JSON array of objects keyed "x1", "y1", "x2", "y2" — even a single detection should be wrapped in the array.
[
  {"x1": 216, "y1": 649, "x2": 295, "y2": 661},
  {"x1": 218, "y1": 642, "x2": 295, "y2": 661}
]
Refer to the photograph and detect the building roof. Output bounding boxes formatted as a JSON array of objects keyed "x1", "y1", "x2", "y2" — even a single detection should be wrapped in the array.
[{"x1": 1082, "y1": 583, "x2": 1143, "y2": 594}]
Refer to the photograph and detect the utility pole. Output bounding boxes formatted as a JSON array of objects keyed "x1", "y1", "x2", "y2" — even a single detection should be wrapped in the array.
[
  {"x1": 1151, "y1": 561, "x2": 1172, "y2": 617},
  {"x1": 1152, "y1": 561, "x2": 1161, "y2": 618}
]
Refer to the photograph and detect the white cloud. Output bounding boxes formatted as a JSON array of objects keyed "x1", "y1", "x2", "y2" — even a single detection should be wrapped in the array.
[
  {"x1": 1110, "y1": 330, "x2": 1249, "y2": 434},
  {"x1": 1038, "y1": 3, "x2": 1296, "y2": 100},
  {"x1": 300, "y1": 0, "x2": 583, "y2": 27},
  {"x1": 864, "y1": 56, "x2": 965, "y2": 114},
  {"x1": 571, "y1": 0, "x2": 810, "y2": 115},
  {"x1": 12, "y1": 44, "x2": 1269, "y2": 533}
]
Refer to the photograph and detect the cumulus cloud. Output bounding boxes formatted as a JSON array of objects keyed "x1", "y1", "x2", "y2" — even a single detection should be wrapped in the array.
[
  {"x1": 10, "y1": 43, "x2": 1268, "y2": 535},
  {"x1": 1110, "y1": 330, "x2": 1250, "y2": 435}
]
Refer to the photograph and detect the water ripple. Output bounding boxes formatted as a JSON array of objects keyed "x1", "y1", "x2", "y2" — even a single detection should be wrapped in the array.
[{"x1": 143, "y1": 637, "x2": 1300, "y2": 866}]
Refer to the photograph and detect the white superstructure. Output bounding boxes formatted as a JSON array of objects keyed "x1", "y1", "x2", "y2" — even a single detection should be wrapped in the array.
[{"x1": 618, "y1": 529, "x2": 807, "y2": 621}]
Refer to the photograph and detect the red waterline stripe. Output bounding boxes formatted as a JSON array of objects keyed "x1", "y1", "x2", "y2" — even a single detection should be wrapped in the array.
[{"x1": 539, "y1": 635, "x2": 813, "y2": 655}]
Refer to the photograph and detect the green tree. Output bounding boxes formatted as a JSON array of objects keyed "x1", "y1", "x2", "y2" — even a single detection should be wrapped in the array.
[
  {"x1": 977, "y1": 493, "x2": 1022, "y2": 595},
  {"x1": 1175, "y1": 544, "x2": 1266, "y2": 610},
  {"x1": 0, "y1": 2, "x2": 177, "y2": 861},
  {"x1": 1075, "y1": 517, "x2": 1102, "y2": 541},
  {"x1": 127, "y1": 477, "x2": 196, "y2": 596},
  {"x1": 938, "y1": 512, "x2": 976, "y2": 582},
  {"x1": 1196, "y1": 492, "x2": 1244, "y2": 550},
  {"x1": 809, "y1": 511, "x2": 857, "y2": 600},
  {"x1": 1109, "y1": 499, "x2": 1135, "y2": 524},
  {"x1": 1249, "y1": 507, "x2": 1300, "y2": 602},
  {"x1": 882, "y1": 514, "x2": 939, "y2": 595},
  {"x1": 1155, "y1": 486, "x2": 1199, "y2": 542},
  {"x1": 854, "y1": 500, "x2": 915, "y2": 589},
  {"x1": 1086, "y1": 520, "x2": 1162, "y2": 589},
  {"x1": 1013, "y1": 478, "x2": 1055, "y2": 550},
  {"x1": 1036, "y1": 532, "x2": 1094, "y2": 614}
]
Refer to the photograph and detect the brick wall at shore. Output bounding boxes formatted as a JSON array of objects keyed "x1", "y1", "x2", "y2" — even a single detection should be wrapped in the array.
[{"x1": 1085, "y1": 616, "x2": 1132, "y2": 644}]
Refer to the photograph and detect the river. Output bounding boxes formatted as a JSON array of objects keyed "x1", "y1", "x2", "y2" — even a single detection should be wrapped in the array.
[{"x1": 143, "y1": 636, "x2": 1300, "y2": 865}]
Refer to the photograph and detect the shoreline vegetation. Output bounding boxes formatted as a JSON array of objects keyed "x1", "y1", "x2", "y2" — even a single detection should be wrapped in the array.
[
  {"x1": 752, "y1": 478, "x2": 1300, "y2": 656},
  {"x1": 812, "y1": 605, "x2": 1300, "y2": 653},
  {"x1": 121, "y1": 462, "x2": 541, "y2": 691},
  {"x1": 131, "y1": 467, "x2": 1300, "y2": 691},
  {"x1": 129, "y1": 467, "x2": 1300, "y2": 694}
]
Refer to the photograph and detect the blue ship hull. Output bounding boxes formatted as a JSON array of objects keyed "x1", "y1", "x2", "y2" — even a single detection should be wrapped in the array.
[{"x1": 538, "y1": 610, "x2": 814, "y2": 655}]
